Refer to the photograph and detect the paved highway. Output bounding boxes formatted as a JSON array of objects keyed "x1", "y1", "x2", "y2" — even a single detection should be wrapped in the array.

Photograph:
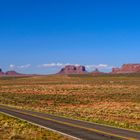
[{"x1": 0, "y1": 105, "x2": 140, "y2": 140}]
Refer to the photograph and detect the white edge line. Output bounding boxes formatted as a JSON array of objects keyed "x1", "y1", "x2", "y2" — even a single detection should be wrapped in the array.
[
  {"x1": 0, "y1": 111, "x2": 81, "y2": 140},
  {"x1": 1, "y1": 104, "x2": 140, "y2": 133}
]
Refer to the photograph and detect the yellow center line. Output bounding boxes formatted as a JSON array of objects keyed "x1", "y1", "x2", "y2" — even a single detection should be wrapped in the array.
[{"x1": 0, "y1": 106, "x2": 137, "y2": 140}]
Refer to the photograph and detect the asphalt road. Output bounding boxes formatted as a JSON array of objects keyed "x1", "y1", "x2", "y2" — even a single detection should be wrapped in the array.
[{"x1": 0, "y1": 105, "x2": 140, "y2": 140}]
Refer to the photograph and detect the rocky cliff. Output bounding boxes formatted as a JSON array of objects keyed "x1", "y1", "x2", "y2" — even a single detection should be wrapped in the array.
[
  {"x1": 58, "y1": 65, "x2": 87, "y2": 74},
  {"x1": 5, "y1": 71, "x2": 23, "y2": 76},
  {"x1": 0, "y1": 68, "x2": 24, "y2": 76},
  {"x1": 112, "y1": 64, "x2": 140, "y2": 73}
]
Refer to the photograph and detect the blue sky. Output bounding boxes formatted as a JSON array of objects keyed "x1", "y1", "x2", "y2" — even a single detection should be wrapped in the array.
[{"x1": 0, "y1": 0, "x2": 140, "y2": 74}]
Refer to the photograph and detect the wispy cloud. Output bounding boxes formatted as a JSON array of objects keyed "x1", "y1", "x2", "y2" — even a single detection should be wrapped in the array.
[
  {"x1": 9, "y1": 64, "x2": 15, "y2": 70},
  {"x1": 38, "y1": 63, "x2": 65, "y2": 68},
  {"x1": 38, "y1": 63, "x2": 80, "y2": 68},
  {"x1": 38, "y1": 63, "x2": 113, "y2": 71},
  {"x1": 85, "y1": 64, "x2": 113, "y2": 70},
  {"x1": 9, "y1": 64, "x2": 31, "y2": 70}
]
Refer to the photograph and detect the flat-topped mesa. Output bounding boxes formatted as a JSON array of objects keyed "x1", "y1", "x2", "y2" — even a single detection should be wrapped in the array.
[
  {"x1": 5, "y1": 71, "x2": 23, "y2": 76},
  {"x1": 112, "y1": 64, "x2": 140, "y2": 74},
  {"x1": 58, "y1": 65, "x2": 87, "y2": 74}
]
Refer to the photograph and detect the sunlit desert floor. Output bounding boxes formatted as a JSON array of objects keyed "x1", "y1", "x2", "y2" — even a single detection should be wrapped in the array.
[{"x1": 0, "y1": 74, "x2": 140, "y2": 139}]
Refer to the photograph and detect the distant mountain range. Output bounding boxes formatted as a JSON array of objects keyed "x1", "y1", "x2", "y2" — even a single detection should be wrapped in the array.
[{"x1": 0, "y1": 64, "x2": 140, "y2": 76}]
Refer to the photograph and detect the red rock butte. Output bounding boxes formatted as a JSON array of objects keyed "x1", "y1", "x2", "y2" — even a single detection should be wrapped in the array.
[
  {"x1": 0, "y1": 68, "x2": 24, "y2": 76},
  {"x1": 5, "y1": 71, "x2": 23, "y2": 76},
  {"x1": 91, "y1": 68, "x2": 104, "y2": 75},
  {"x1": 58, "y1": 65, "x2": 87, "y2": 74},
  {"x1": 112, "y1": 64, "x2": 140, "y2": 74}
]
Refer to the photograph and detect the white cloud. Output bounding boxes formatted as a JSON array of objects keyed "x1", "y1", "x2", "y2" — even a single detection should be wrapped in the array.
[
  {"x1": 9, "y1": 64, "x2": 16, "y2": 70},
  {"x1": 17, "y1": 64, "x2": 31, "y2": 69},
  {"x1": 38, "y1": 63, "x2": 63, "y2": 68},
  {"x1": 38, "y1": 63, "x2": 113, "y2": 71},
  {"x1": 38, "y1": 63, "x2": 79, "y2": 68},
  {"x1": 85, "y1": 64, "x2": 113, "y2": 71},
  {"x1": 9, "y1": 64, "x2": 31, "y2": 70}
]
